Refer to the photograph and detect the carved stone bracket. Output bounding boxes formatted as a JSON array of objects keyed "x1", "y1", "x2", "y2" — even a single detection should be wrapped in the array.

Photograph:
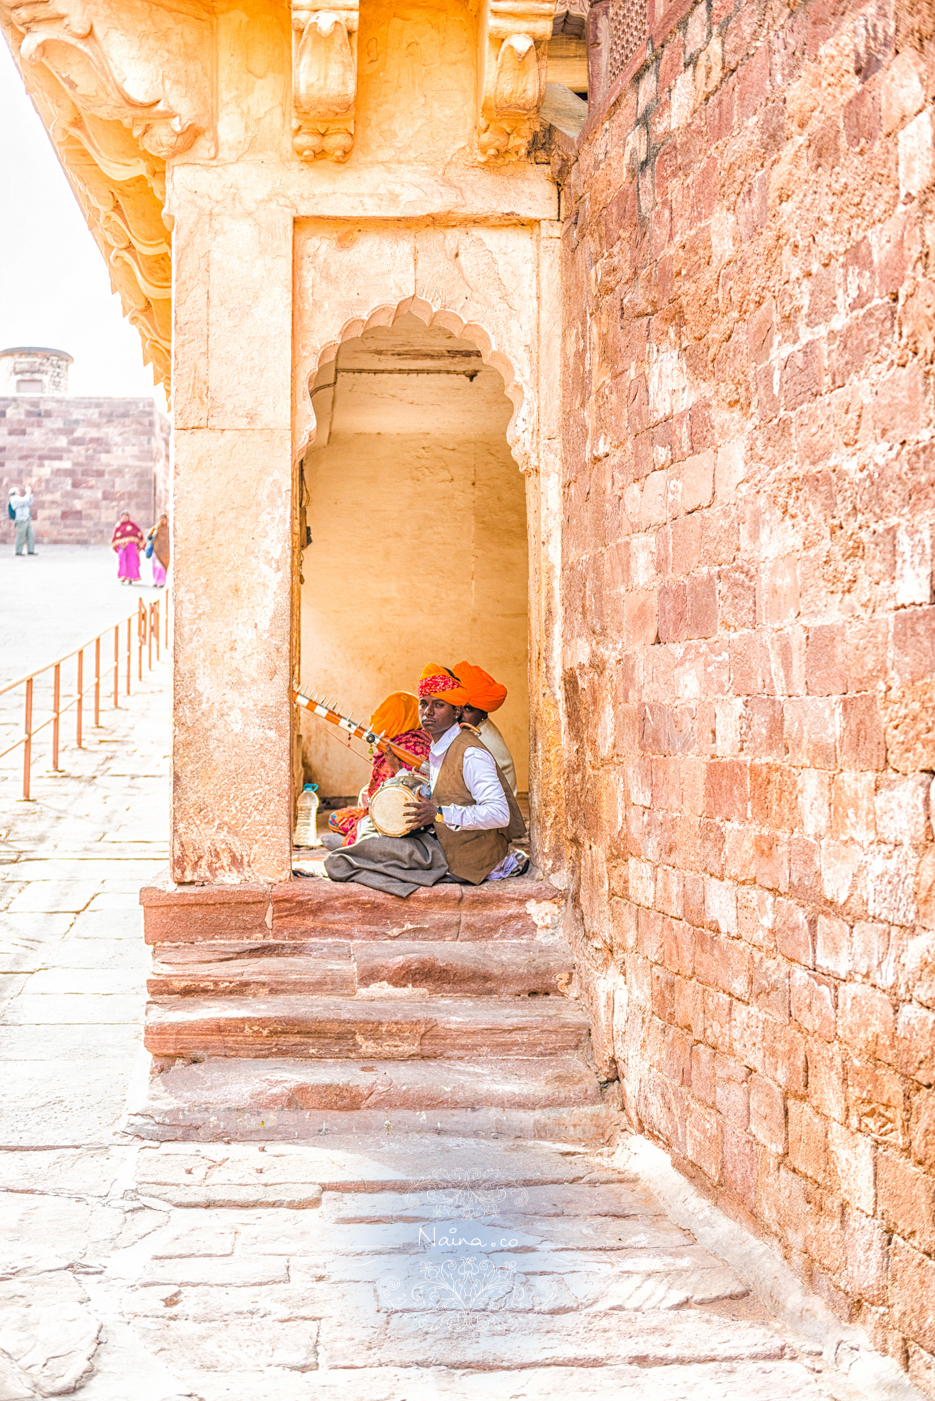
[
  {"x1": 292, "y1": 0, "x2": 359, "y2": 163},
  {"x1": 477, "y1": 0, "x2": 554, "y2": 162}
]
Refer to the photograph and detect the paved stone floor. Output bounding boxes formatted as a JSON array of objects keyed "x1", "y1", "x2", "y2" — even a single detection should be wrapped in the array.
[
  {"x1": 0, "y1": 608, "x2": 909, "y2": 1400},
  {"x1": 0, "y1": 544, "x2": 165, "y2": 684}
]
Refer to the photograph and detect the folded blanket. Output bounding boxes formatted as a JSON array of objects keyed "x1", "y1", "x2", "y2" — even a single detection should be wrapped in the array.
[{"x1": 323, "y1": 830, "x2": 449, "y2": 899}]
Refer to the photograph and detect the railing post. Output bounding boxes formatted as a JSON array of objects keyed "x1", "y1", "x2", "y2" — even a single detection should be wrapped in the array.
[
  {"x1": 138, "y1": 600, "x2": 145, "y2": 681},
  {"x1": 22, "y1": 677, "x2": 33, "y2": 800},
  {"x1": 94, "y1": 636, "x2": 101, "y2": 727},
  {"x1": 52, "y1": 663, "x2": 61, "y2": 771},
  {"x1": 113, "y1": 625, "x2": 119, "y2": 707},
  {"x1": 153, "y1": 599, "x2": 160, "y2": 660},
  {"x1": 148, "y1": 603, "x2": 154, "y2": 670},
  {"x1": 76, "y1": 648, "x2": 84, "y2": 748},
  {"x1": 126, "y1": 616, "x2": 132, "y2": 696}
]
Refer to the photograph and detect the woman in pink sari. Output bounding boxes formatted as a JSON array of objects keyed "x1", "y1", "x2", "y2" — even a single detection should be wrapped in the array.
[
  {"x1": 147, "y1": 513, "x2": 170, "y2": 587},
  {"x1": 111, "y1": 512, "x2": 145, "y2": 584}
]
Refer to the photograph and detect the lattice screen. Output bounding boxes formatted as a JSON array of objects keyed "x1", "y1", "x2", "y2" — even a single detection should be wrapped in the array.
[{"x1": 608, "y1": 0, "x2": 647, "y2": 85}]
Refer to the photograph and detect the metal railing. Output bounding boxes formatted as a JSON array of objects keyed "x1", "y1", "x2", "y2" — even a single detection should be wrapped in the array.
[{"x1": 0, "y1": 596, "x2": 170, "y2": 800}]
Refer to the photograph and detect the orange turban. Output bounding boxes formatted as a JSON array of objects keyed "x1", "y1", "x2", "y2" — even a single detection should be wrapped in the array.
[
  {"x1": 453, "y1": 661, "x2": 507, "y2": 713},
  {"x1": 368, "y1": 691, "x2": 420, "y2": 739},
  {"x1": 418, "y1": 664, "x2": 469, "y2": 704}
]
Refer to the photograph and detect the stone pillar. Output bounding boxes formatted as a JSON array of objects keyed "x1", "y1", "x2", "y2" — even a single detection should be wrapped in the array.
[
  {"x1": 529, "y1": 220, "x2": 568, "y2": 879},
  {"x1": 170, "y1": 181, "x2": 295, "y2": 884}
]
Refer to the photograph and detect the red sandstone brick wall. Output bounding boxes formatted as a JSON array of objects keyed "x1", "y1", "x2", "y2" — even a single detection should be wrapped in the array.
[
  {"x1": 0, "y1": 397, "x2": 170, "y2": 545},
  {"x1": 560, "y1": 0, "x2": 935, "y2": 1387}
]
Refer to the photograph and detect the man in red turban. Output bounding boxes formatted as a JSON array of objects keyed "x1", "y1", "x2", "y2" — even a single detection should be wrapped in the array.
[
  {"x1": 453, "y1": 661, "x2": 517, "y2": 796},
  {"x1": 402, "y1": 662, "x2": 525, "y2": 884}
]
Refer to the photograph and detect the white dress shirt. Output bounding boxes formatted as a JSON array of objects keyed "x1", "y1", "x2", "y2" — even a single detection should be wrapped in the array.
[
  {"x1": 477, "y1": 717, "x2": 518, "y2": 796},
  {"x1": 429, "y1": 724, "x2": 510, "y2": 831}
]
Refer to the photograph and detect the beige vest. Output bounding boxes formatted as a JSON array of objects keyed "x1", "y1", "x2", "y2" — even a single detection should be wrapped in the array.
[{"x1": 433, "y1": 727, "x2": 527, "y2": 884}]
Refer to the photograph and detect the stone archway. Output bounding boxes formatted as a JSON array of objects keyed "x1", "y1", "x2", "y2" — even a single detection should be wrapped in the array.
[
  {"x1": 296, "y1": 311, "x2": 530, "y2": 816},
  {"x1": 291, "y1": 227, "x2": 563, "y2": 866}
]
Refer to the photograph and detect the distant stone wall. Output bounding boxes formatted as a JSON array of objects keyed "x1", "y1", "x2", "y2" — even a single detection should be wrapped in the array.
[
  {"x1": 0, "y1": 396, "x2": 170, "y2": 544},
  {"x1": 561, "y1": 0, "x2": 935, "y2": 1388}
]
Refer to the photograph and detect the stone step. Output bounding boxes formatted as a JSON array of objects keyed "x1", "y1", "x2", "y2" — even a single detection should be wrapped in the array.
[
  {"x1": 142, "y1": 875, "x2": 563, "y2": 945},
  {"x1": 126, "y1": 1056, "x2": 617, "y2": 1142},
  {"x1": 272, "y1": 879, "x2": 563, "y2": 943},
  {"x1": 148, "y1": 944, "x2": 356, "y2": 999},
  {"x1": 147, "y1": 940, "x2": 574, "y2": 999},
  {"x1": 144, "y1": 994, "x2": 592, "y2": 1061}
]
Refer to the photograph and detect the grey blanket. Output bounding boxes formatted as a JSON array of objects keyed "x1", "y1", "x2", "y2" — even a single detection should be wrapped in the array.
[{"x1": 323, "y1": 831, "x2": 449, "y2": 898}]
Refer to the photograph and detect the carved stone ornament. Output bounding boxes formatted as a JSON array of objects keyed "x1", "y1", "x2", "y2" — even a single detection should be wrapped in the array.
[
  {"x1": 2, "y1": 0, "x2": 205, "y2": 159},
  {"x1": 0, "y1": 0, "x2": 213, "y2": 389},
  {"x1": 477, "y1": 0, "x2": 554, "y2": 162},
  {"x1": 292, "y1": 0, "x2": 359, "y2": 163}
]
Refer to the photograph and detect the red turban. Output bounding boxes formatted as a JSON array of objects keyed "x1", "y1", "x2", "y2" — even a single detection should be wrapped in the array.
[
  {"x1": 453, "y1": 661, "x2": 507, "y2": 713},
  {"x1": 418, "y1": 664, "x2": 469, "y2": 704}
]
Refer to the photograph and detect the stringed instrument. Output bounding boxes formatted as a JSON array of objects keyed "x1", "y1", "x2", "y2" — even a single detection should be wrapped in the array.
[{"x1": 294, "y1": 692, "x2": 428, "y2": 772}]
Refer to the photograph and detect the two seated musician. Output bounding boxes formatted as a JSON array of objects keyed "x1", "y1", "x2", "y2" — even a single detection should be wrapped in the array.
[{"x1": 322, "y1": 663, "x2": 526, "y2": 897}]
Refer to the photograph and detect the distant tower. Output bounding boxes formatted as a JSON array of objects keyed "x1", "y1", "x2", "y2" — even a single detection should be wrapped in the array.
[{"x1": 0, "y1": 347, "x2": 73, "y2": 396}]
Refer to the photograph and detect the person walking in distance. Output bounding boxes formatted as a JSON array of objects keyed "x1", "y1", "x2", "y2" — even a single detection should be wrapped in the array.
[
  {"x1": 147, "y1": 512, "x2": 170, "y2": 587},
  {"x1": 9, "y1": 485, "x2": 36, "y2": 556},
  {"x1": 111, "y1": 511, "x2": 145, "y2": 584}
]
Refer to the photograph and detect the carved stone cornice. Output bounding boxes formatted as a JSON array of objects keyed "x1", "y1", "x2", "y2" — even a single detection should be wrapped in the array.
[
  {"x1": 477, "y1": 0, "x2": 554, "y2": 162},
  {"x1": 292, "y1": 0, "x2": 359, "y2": 163},
  {"x1": 0, "y1": 0, "x2": 213, "y2": 389},
  {"x1": 3, "y1": 0, "x2": 208, "y2": 160}
]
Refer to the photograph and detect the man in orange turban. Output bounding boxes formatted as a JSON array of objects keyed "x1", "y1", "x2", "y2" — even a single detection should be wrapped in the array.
[
  {"x1": 400, "y1": 662, "x2": 526, "y2": 884},
  {"x1": 453, "y1": 661, "x2": 517, "y2": 796},
  {"x1": 416, "y1": 664, "x2": 469, "y2": 705}
]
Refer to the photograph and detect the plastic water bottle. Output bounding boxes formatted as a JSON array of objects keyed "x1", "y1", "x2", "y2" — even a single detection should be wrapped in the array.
[{"x1": 293, "y1": 783, "x2": 321, "y2": 847}]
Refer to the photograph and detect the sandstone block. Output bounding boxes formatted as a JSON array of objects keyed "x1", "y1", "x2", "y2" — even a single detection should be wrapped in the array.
[
  {"x1": 890, "y1": 1237, "x2": 935, "y2": 1354},
  {"x1": 898, "y1": 108, "x2": 934, "y2": 200},
  {"x1": 787, "y1": 1098, "x2": 829, "y2": 1185},
  {"x1": 895, "y1": 1004, "x2": 935, "y2": 1087},
  {"x1": 838, "y1": 983, "x2": 896, "y2": 1064},
  {"x1": 749, "y1": 1074, "x2": 785, "y2": 1153},
  {"x1": 877, "y1": 1151, "x2": 935, "y2": 1254},
  {"x1": 140, "y1": 1258, "x2": 289, "y2": 1287}
]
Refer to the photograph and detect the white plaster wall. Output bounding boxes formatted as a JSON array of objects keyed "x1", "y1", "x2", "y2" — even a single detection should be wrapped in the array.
[{"x1": 299, "y1": 363, "x2": 528, "y2": 798}]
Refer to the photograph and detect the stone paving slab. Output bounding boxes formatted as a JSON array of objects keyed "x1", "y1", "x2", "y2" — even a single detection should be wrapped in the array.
[
  {"x1": 4, "y1": 881, "x2": 103, "y2": 914},
  {"x1": 67, "y1": 909, "x2": 147, "y2": 938},
  {"x1": 0, "y1": 1060, "x2": 142, "y2": 1146},
  {"x1": 0, "y1": 1025, "x2": 142, "y2": 1060}
]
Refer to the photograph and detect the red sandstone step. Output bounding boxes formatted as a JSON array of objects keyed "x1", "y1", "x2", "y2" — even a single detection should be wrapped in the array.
[
  {"x1": 353, "y1": 941, "x2": 573, "y2": 996},
  {"x1": 272, "y1": 880, "x2": 564, "y2": 942},
  {"x1": 141, "y1": 875, "x2": 563, "y2": 945},
  {"x1": 144, "y1": 994, "x2": 591, "y2": 1061},
  {"x1": 126, "y1": 1057, "x2": 614, "y2": 1143},
  {"x1": 148, "y1": 948, "x2": 356, "y2": 998},
  {"x1": 147, "y1": 940, "x2": 574, "y2": 999}
]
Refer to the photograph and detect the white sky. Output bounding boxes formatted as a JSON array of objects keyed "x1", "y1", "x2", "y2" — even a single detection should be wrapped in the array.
[{"x1": 0, "y1": 40, "x2": 168, "y2": 411}]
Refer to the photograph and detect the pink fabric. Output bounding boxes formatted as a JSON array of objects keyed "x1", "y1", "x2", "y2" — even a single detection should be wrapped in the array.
[
  {"x1": 152, "y1": 559, "x2": 167, "y2": 586},
  {"x1": 117, "y1": 543, "x2": 140, "y2": 581}
]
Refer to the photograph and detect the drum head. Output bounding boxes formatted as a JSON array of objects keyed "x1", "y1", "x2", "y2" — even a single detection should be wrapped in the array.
[{"x1": 369, "y1": 783, "x2": 415, "y2": 837}]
